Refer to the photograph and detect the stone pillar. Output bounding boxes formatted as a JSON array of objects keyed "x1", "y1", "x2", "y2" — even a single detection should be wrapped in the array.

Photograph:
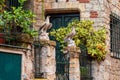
[
  {"x1": 64, "y1": 46, "x2": 81, "y2": 80},
  {"x1": 40, "y1": 40, "x2": 56, "y2": 80}
]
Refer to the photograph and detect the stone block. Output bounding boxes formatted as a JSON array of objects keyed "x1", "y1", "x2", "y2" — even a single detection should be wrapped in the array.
[
  {"x1": 81, "y1": 11, "x2": 90, "y2": 17},
  {"x1": 78, "y1": 3, "x2": 85, "y2": 11},
  {"x1": 85, "y1": 3, "x2": 93, "y2": 11},
  {"x1": 44, "y1": 3, "x2": 52, "y2": 9},
  {"x1": 79, "y1": 0, "x2": 90, "y2": 3},
  {"x1": 58, "y1": 0, "x2": 67, "y2": 2},
  {"x1": 52, "y1": 2, "x2": 59, "y2": 9},
  {"x1": 58, "y1": 2, "x2": 66, "y2": 8}
]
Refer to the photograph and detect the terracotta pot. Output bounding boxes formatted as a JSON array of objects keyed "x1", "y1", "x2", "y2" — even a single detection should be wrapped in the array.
[{"x1": 0, "y1": 33, "x2": 4, "y2": 44}]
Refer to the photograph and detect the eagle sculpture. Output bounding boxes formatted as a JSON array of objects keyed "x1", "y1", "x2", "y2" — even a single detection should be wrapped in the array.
[
  {"x1": 39, "y1": 16, "x2": 52, "y2": 34},
  {"x1": 39, "y1": 16, "x2": 52, "y2": 40},
  {"x1": 64, "y1": 27, "x2": 76, "y2": 47}
]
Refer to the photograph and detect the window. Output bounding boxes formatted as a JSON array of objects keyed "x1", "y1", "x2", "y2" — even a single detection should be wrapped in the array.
[
  {"x1": 49, "y1": 13, "x2": 92, "y2": 80},
  {"x1": 6, "y1": 0, "x2": 20, "y2": 9},
  {"x1": 49, "y1": 13, "x2": 79, "y2": 80},
  {"x1": 110, "y1": 13, "x2": 120, "y2": 58}
]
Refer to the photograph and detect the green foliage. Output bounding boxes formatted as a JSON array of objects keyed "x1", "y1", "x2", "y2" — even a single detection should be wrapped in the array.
[
  {"x1": 80, "y1": 67, "x2": 88, "y2": 76},
  {"x1": 50, "y1": 20, "x2": 107, "y2": 61},
  {"x1": 18, "y1": 0, "x2": 27, "y2": 6},
  {"x1": 0, "y1": 0, "x2": 38, "y2": 37}
]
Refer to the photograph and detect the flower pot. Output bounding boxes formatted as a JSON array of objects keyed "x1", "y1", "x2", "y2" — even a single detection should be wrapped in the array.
[{"x1": 0, "y1": 33, "x2": 4, "y2": 44}]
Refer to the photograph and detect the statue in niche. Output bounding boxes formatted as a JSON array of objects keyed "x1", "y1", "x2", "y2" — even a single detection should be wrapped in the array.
[
  {"x1": 64, "y1": 26, "x2": 76, "y2": 47},
  {"x1": 39, "y1": 16, "x2": 52, "y2": 40}
]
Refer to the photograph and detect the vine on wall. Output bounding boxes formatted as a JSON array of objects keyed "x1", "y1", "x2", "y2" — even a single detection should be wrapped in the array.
[{"x1": 50, "y1": 20, "x2": 107, "y2": 61}]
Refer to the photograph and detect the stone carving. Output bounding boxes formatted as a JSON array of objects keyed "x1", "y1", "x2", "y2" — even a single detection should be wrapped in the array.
[
  {"x1": 39, "y1": 16, "x2": 52, "y2": 40},
  {"x1": 64, "y1": 27, "x2": 76, "y2": 47}
]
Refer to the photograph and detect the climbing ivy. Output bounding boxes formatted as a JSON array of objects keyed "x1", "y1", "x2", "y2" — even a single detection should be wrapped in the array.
[{"x1": 50, "y1": 20, "x2": 107, "y2": 61}]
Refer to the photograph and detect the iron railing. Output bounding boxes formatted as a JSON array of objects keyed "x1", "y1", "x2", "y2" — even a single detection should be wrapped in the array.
[
  {"x1": 52, "y1": 41, "x2": 70, "y2": 80},
  {"x1": 80, "y1": 44, "x2": 93, "y2": 80},
  {"x1": 34, "y1": 42, "x2": 44, "y2": 78},
  {"x1": 0, "y1": 0, "x2": 31, "y2": 50},
  {"x1": 0, "y1": 24, "x2": 32, "y2": 50},
  {"x1": 6, "y1": 0, "x2": 20, "y2": 8},
  {"x1": 110, "y1": 13, "x2": 120, "y2": 58},
  {"x1": 56, "y1": 50, "x2": 70, "y2": 80}
]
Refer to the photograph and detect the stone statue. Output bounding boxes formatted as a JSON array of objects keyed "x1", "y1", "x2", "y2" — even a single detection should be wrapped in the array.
[
  {"x1": 64, "y1": 27, "x2": 76, "y2": 47},
  {"x1": 39, "y1": 16, "x2": 52, "y2": 40}
]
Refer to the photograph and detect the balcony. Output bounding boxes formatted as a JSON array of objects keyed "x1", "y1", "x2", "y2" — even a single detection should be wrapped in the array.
[
  {"x1": 0, "y1": 25, "x2": 34, "y2": 50},
  {"x1": 0, "y1": 0, "x2": 37, "y2": 50}
]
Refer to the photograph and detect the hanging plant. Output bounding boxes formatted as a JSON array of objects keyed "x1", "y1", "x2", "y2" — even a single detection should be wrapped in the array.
[{"x1": 50, "y1": 20, "x2": 107, "y2": 61}]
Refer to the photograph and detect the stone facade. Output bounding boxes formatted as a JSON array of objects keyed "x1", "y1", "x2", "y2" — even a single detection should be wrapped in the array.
[
  {"x1": 1, "y1": 0, "x2": 118, "y2": 80},
  {"x1": 92, "y1": 54, "x2": 120, "y2": 80},
  {"x1": 32, "y1": 0, "x2": 120, "y2": 80},
  {"x1": 90, "y1": 0, "x2": 120, "y2": 80}
]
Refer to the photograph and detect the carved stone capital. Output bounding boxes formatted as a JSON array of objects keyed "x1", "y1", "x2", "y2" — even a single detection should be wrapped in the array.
[
  {"x1": 39, "y1": 39, "x2": 56, "y2": 47},
  {"x1": 64, "y1": 46, "x2": 81, "y2": 58}
]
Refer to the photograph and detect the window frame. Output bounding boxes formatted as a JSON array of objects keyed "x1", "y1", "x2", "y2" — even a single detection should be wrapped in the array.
[
  {"x1": 110, "y1": 13, "x2": 120, "y2": 58},
  {"x1": 6, "y1": 0, "x2": 20, "y2": 9}
]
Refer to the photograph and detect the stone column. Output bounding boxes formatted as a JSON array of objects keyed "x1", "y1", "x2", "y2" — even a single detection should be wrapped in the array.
[
  {"x1": 64, "y1": 46, "x2": 81, "y2": 80},
  {"x1": 40, "y1": 39, "x2": 56, "y2": 80}
]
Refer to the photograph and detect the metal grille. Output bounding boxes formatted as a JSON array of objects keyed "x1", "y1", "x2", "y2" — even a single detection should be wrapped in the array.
[
  {"x1": 80, "y1": 44, "x2": 93, "y2": 80},
  {"x1": 34, "y1": 42, "x2": 44, "y2": 78},
  {"x1": 49, "y1": 13, "x2": 80, "y2": 80},
  {"x1": 56, "y1": 50, "x2": 70, "y2": 80},
  {"x1": 0, "y1": 24, "x2": 31, "y2": 50},
  {"x1": 6, "y1": 0, "x2": 20, "y2": 8},
  {"x1": 110, "y1": 13, "x2": 120, "y2": 58}
]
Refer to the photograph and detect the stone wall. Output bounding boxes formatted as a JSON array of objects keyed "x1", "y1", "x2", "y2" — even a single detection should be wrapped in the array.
[
  {"x1": 22, "y1": 45, "x2": 34, "y2": 80},
  {"x1": 39, "y1": 40, "x2": 56, "y2": 80},
  {"x1": 92, "y1": 0, "x2": 120, "y2": 80},
  {"x1": 92, "y1": 53, "x2": 120, "y2": 80},
  {"x1": 24, "y1": 0, "x2": 34, "y2": 10},
  {"x1": 33, "y1": 0, "x2": 120, "y2": 80}
]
